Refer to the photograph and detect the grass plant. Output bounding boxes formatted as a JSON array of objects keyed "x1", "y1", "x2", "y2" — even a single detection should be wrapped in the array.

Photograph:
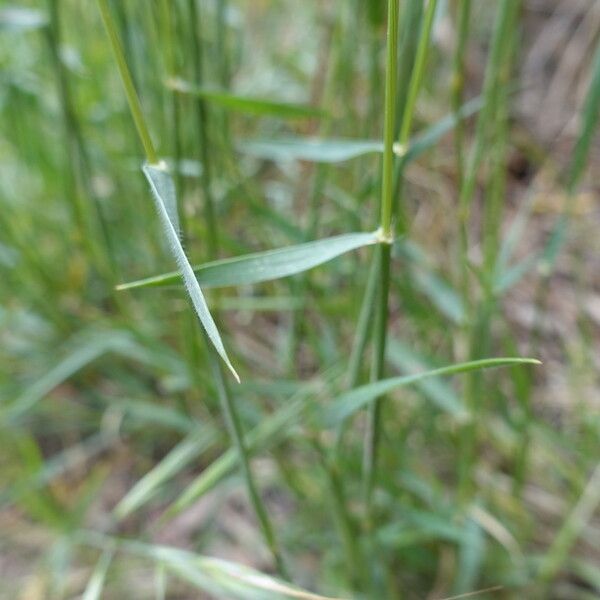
[{"x1": 2, "y1": 1, "x2": 599, "y2": 598}]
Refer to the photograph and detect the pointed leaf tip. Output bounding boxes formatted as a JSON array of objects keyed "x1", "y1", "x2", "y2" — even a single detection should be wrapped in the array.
[{"x1": 142, "y1": 162, "x2": 237, "y2": 380}]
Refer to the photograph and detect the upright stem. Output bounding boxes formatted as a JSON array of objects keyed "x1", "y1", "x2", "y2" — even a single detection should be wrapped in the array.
[
  {"x1": 363, "y1": 0, "x2": 439, "y2": 516},
  {"x1": 451, "y1": 0, "x2": 472, "y2": 187},
  {"x1": 205, "y1": 338, "x2": 289, "y2": 579},
  {"x1": 362, "y1": 0, "x2": 399, "y2": 515},
  {"x1": 188, "y1": 0, "x2": 219, "y2": 258},
  {"x1": 397, "y1": 0, "x2": 439, "y2": 150},
  {"x1": 97, "y1": 0, "x2": 286, "y2": 578},
  {"x1": 97, "y1": 0, "x2": 158, "y2": 165},
  {"x1": 378, "y1": 0, "x2": 400, "y2": 240}
]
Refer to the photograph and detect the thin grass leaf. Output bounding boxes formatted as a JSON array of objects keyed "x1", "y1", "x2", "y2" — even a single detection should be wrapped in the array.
[
  {"x1": 117, "y1": 230, "x2": 379, "y2": 291},
  {"x1": 394, "y1": 239, "x2": 465, "y2": 323},
  {"x1": 386, "y1": 340, "x2": 468, "y2": 419},
  {"x1": 493, "y1": 252, "x2": 540, "y2": 295},
  {"x1": 167, "y1": 394, "x2": 309, "y2": 518},
  {"x1": 237, "y1": 96, "x2": 482, "y2": 164},
  {"x1": 566, "y1": 41, "x2": 600, "y2": 194},
  {"x1": 399, "y1": 95, "x2": 483, "y2": 165},
  {"x1": 538, "y1": 463, "x2": 600, "y2": 584},
  {"x1": 78, "y1": 533, "x2": 342, "y2": 600},
  {"x1": 454, "y1": 517, "x2": 486, "y2": 595},
  {"x1": 0, "y1": 7, "x2": 48, "y2": 31},
  {"x1": 118, "y1": 399, "x2": 195, "y2": 434},
  {"x1": 413, "y1": 269, "x2": 465, "y2": 324},
  {"x1": 469, "y1": 505, "x2": 523, "y2": 563},
  {"x1": 168, "y1": 77, "x2": 325, "y2": 119},
  {"x1": 321, "y1": 358, "x2": 540, "y2": 427},
  {"x1": 540, "y1": 41, "x2": 600, "y2": 274},
  {"x1": 6, "y1": 329, "x2": 185, "y2": 421},
  {"x1": 82, "y1": 550, "x2": 114, "y2": 600},
  {"x1": 114, "y1": 428, "x2": 217, "y2": 520},
  {"x1": 143, "y1": 162, "x2": 239, "y2": 381},
  {"x1": 1, "y1": 432, "x2": 114, "y2": 506},
  {"x1": 238, "y1": 138, "x2": 384, "y2": 163}
]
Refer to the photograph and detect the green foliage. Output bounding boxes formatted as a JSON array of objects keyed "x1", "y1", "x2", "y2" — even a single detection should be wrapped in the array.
[{"x1": 2, "y1": 0, "x2": 599, "y2": 598}]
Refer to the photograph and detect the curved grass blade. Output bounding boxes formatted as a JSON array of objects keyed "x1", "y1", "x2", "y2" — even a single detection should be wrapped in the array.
[
  {"x1": 78, "y1": 533, "x2": 342, "y2": 600},
  {"x1": 0, "y1": 7, "x2": 48, "y2": 32},
  {"x1": 114, "y1": 428, "x2": 217, "y2": 521},
  {"x1": 237, "y1": 95, "x2": 482, "y2": 164},
  {"x1": 400, "y1": 96, "x2": 483, "y2": 164},
  {"x1": 386, "y1": 340, "x2": 468, "y2": 419},
  {"x1": 321, "y1": 358, "x2": 541, "y2": 427},
  {"x1": 168, "y1": 77, "x2": 325, "y2": 120},
  {"x1": 117, "y1": 230, "x2": 379, "y2": 291},
  {"x1": 166, "y1": 394, "x2": 309, "y2": 519},
  {"x1": 238, "y1": 138, "x2": 384, "y2": 163},
  {"x1": 143, "y1": 162, "x2": 239, "y2": 382},
  {"x1": 82, "y1": 549, "x2": 114, "y2": 600}
]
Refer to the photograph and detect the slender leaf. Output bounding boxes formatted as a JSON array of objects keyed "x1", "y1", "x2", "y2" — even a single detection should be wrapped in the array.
[
  {"x1": 167, "y1": 395, "x2": 308, "y2": 518},
  {"x1": 78, "y1": 533, "x2": 342, "y2": 600},
  {"x1": 117, "y1": 231, "x2": 379, "y2": 291},
  {"x1": 168, "y1": 77, "x2": 325, "y2": 119},
  {"x1": 237, "y1": 95, "x2": 482, "y2": 164},
  {"x1": 238, "y1": 138, "x2": 384, "y2": 163},
  {"x1": 320, "y1": 358, "x2": 540, "y2": 427},
  {"x1": 0, "y1": 7, "x2": 48, "y2": 31},
  {"x1": 114, "y1": 429, "x2": 217, "y2": 520},
  {"x1": 143, "y1": 162, "x2": 239, "y2": 381},
  {"x1": 82, "y1": 550, "x2": 114, "y2": 600},
  {"x1": 386, "y1": 340, "x2": 468, "y2": 419}
]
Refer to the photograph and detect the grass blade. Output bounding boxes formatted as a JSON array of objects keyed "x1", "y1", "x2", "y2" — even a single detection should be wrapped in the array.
[
  {"x1": 143, "y1": 162, "x2": 239, "y2": 381},
  {"x1": 538, "y1": 463, "x2": 600, "y2": 585},
  {"x1": 117, "y1": 230, "x2": 379, "y2": 291},
  {"x1": 321, "y1": 358, "x2": 540, "y2": 427},
  {"x1": 237, "y1": 96, "x2": 482, "y2": 164},
  {"x1": 82, "y1": 549, "x2": 114, "y2": 600},
  {"x1": 168, "y1": 77, "x2": 325, "y2": 119},
  {"x1": 0, "y1": 7, "x2": 48, "y2": 31},
  {"x1": 166, "y1": 392, "x2": 310, "y2": 518},
  {"x1": 78, "y1": 533, "x2": 342, "y2": 600},
  {"x1": 238, "y1": 138, "x2": 384, "y2": 163},
  {"x1": 114, "y1": 429, "x2": 217, "y2": 520}
]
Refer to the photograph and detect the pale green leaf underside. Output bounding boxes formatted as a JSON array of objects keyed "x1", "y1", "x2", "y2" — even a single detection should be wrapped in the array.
[
  {"x1": 320, "y1": 357, "x2": 541, "y2": 427},
  {"x1": 117, "y1": 231, "x2": 379, "y2": 291},
  {"x1": 143, "y1": 163, "x2": 239, "y2": 381},
  {"x1": 78, "y1": 533, "x2": 342, "y2": 600},
  {"x1": 0, "y1": 7, "x2": 48, "y2": 31},
  {"x1": 238, "y1": 96, "x2": 482, "y2": 163},
  {"x1": 168, "y1": 77, "x2": 325, "y2": 119}
]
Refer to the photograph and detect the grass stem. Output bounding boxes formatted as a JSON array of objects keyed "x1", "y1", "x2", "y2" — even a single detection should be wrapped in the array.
[{"x1": 97, "y1": 0, "x2": 158, "y2": 165}]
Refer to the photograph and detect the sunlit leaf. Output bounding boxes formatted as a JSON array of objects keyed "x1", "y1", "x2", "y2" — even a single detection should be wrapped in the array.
[
  {"x1": 143, "y1": 162, "x2": 239, "y2": 381},
  {"x1": 320, "y1": 358, "x2": 541, "y2": 427},
  {"x1": 117, "y1": 231, "x2": 379, "y2": 291},
  {"x1": 168, "y1": 77, "x2": 325, "y2": 120}
]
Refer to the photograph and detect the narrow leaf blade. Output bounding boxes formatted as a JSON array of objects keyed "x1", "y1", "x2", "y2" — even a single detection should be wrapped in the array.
[
  {"x1": 238, "y1": 138, "x2": 383, "y2": 163},
  {"x1": 168, "y1": 77, "x2": 325, "y2": 120},
  {"x1": 143, "y1": 162, "x2": 239, "y2": 381},
  {"x1": 117, "y1": 231, "x2": 379, "y2": 291},
  {"x1": 321, "y1": 358, "x2": 541, "y2": 427}
]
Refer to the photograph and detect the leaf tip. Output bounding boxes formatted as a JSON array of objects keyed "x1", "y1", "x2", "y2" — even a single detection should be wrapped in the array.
[{"x1": 228, "y1": 363, "x2": 241, "y2": 384}]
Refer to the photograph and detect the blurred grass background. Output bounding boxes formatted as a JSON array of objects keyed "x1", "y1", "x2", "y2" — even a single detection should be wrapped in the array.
[{"x1": 1, "y1": 1, "x2": 599, "y2": 598}]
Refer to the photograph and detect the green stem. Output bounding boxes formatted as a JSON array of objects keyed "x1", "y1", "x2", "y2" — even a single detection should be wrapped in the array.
[
  {"x1": 205, "y1": 336, "x2": 289, "y2": 580},
  {"x1": 378, "y1": 0, "x2": 400, "y2": 239},
  {"x1": 361, "y1": 0, "x2": 399, "y2": 521},
  {"x1": 362, "y1": 242, "x2": 391, "y2": 512},
  {"x1": 188, "y1": 0, "x2": 219, "y2": 258},
  {"x1": 397, "y1": 0, "x2": 439, "y2": 149},
  {"x1": 97, "y1": 0, "x2": 158, "y2": 165},
  {"x1": 451, "y1": 0, "x2": 472, "y2": 187}
]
